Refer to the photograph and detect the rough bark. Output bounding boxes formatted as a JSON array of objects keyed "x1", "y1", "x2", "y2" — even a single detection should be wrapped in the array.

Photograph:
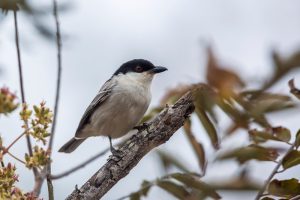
[{"x1": 66, "y1": 92, "x2": 195, "y2": 200}]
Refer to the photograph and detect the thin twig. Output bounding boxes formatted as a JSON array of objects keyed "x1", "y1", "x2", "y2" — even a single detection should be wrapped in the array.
[
  {"x1": 50, "y1": 147, "x2": 110, "y2": 180},
  {"x1": 45, "y1": 0, "x2": 62, "y2": 197},
  {"x1": 47, "y1": 170, "x2": 54, "y2": 200},
  {"x1": 7, "y1": 151, "x2": 26, "y2": 165},
  {"x1": 5, "y1": 132, "x2": 25, "y2": 152},
  {"x1": 48, "y1": 0, "x2": 62, "y2": 152},
  {"x1": 13, "y1": 9, "x2": 37, "y2": 177},
  {"x1": 254, "y1": 143, "x2": 296, "y2": 200}
]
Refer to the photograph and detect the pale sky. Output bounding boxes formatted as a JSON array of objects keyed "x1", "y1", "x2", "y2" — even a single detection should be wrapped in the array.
[{"x1": 0, "y1": 0, "x2": 300, "y2": 199}]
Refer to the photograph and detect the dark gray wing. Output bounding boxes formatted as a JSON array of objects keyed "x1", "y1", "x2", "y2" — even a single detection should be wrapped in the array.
[{"x1": 75, "y1": 78, "x2": 115, "y2": 136}]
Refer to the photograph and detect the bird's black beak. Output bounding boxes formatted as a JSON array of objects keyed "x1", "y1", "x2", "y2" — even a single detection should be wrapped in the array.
[{"x1": 150, "y1": 66, "x2": 168, "y2": 74}]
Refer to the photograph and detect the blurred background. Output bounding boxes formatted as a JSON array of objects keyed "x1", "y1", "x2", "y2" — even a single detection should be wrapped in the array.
[{"x1": 1, "y1": 0, "x2": 300, "y2": 199}]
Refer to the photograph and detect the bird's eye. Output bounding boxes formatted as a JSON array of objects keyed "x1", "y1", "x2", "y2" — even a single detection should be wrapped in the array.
[{"x1": 135, "y1": 66, "x2": 143, "y2": 72}]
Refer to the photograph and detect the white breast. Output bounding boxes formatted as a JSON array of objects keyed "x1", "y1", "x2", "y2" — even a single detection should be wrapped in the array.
[{"x1": 87, "y1": 72, "x2": 153, "y2": 138}]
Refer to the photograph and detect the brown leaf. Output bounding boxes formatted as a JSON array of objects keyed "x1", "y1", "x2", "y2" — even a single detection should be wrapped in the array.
[
  {"x1": 268, "y1": 179, "x2": 300, "y2": 198},
  {"x1": 129, "y1": 193, "x2": 140, "y2": 200},
  {"x1": 249, "y1": 127, "x2": 291, "y2": 144},
  {"x1": 289, "y1": 79, "x2": 300, "y2": 100},
  {"x1": 171, "y1": 173, "x2": 221, "y2": 199},
  {"x1": 218, "y1": 144, "x2": 279, "y2": 163},
  {"x1": 272, "y1": 127, "x2": 291, "y2": 142},
  {"x1": 295, "y1": 130, "x2": 300, "y2": 149},
  {"x1": 156, "y1": 180, "x2": 191, "y2": 200},
  {"x1": 195, "y1": 108, "x2": 219, "y2": 149},
  {"x1": 282, "y1": 150, "x2": 300, "y2": 170},
  {"x1": 206, "y1": 45, "x2": 245, "y2": 98},
  {"x1": 183, "y1": 119, "x2": 207, "y2": 173},
  {"x1": 160, "y1": 84, "x2": 193, "y2": 105},
  {"x1": 156, "y1": 151, "x2": 190, "y2": 173}
]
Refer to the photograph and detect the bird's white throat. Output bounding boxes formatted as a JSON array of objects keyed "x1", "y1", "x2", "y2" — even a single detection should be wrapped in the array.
[{"x1": 115, "y1": 71, "x2": 154, "y2": 90}]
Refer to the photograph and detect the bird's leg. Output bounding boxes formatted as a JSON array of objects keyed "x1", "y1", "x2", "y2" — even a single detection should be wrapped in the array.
[
  {"x1": 133, "y1": 122, "x2": 150, "y2": 133},
  {"x1": 108, "y1": 136, "x2": 121, "y2": 156}
]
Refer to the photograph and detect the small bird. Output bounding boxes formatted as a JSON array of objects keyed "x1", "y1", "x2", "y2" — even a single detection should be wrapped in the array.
[{"x1": 59, "y1": 59, "x2": 167, "y2": 154}]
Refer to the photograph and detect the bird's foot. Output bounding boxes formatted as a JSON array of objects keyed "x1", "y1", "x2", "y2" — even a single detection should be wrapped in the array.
[
  {"x1": 134, "y1": 122, "x2": 150, "y2": 133},
  {"x1": 108, "y1": 146, "x2": 123, "y2": 161}
]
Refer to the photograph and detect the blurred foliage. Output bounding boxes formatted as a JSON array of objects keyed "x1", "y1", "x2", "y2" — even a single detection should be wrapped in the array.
[
  {"x1": 0, "y1": 95, "x2": 52, "y2": 199},
  {"x1": 0, "y1": 87, "x2": 18, "y2": 115},
  {"x1": 134, "y1": 46, "x2": 300, "y2": 200},
  {"x1": 0, "y1": 162, "x2": 39, "y2": 199},
  {"x1": 0, "y1": 0, "x2": 71, "y2": 40},
  {"x1": 20, "y1": 102, "x2": 52, "y2": 145}
]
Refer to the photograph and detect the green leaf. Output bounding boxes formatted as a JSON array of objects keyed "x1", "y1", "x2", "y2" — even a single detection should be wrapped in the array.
[
  {"x1": 282, "y1": 150, "x2": 300, "y2": 170},
  {"x1": 268, "y1": 179, "x2": 300, "y2": 198},
  {"x1": 195, "y1": 108, "x2": 219, "y2": 149},
  {"x1": 218, "y1": 144, "x2": 279, "y2": 163},
  {"x1": 170, "y1": 173, "x2": 221, "y2": 199},
  {"x1": 183, "y1": 119, "x2": 206, "y2": 173},
  {"x1": 249, "y1": 127, "x2": 291, "y2": 143},
  {"x1": 295, "y1": 129, "x2": 300, "y2": 149},
  {"x1": 156, "y1": 180, "x2": 190, "y2": 199},
  {"x1": 156, "y1": 151, "x2": 190, "y2": 173}
]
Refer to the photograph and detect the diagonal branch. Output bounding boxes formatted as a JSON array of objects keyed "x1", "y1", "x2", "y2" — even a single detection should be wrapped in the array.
[{"x1": 66, "y1": 92, "x2": 195, "y2": 200}]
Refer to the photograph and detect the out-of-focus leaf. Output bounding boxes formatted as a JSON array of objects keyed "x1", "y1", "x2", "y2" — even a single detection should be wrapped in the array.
[
  {"x1": 282, "y1": 150, "x2": 300, "y2": 170},
  {"x1": 129, "y1": 180, "x2": 152, "y2": 200},
  {"x1": 218, "y1": 144, "x2": 279, "y2": 163},
  {"x1": 248, "y1": 93, "x2": 295, "y2": 114},
  {"x1": 160, "y1": 84, "x2": 193, "y2": 105},
  {"x1": 129, "y1": 192, "x2": 140, "y2": 200},
  {"x1": 264, "y1": 50, "x2": 300, "y2": 91},
  {"x1": 272, "y1": 127, "x2": 291, "y2": 142},
  {"x1": 192, "y1": 84, "x2": 217, "y2": 122},
  {"x1": 195, "y1": 108, "x2": 219, "y2": 149},
  {"x1": 261, "y1": 197, "x2": 275, "y2": 200},
  {"x1": 183, "y1": 119, "x2": 206, "y2": 173},
  {"x1": 295, "y1": 130, "x2": 300, "y2": 149},
  {"x1": 140, "y1": 180, "x2": 152, "y2": 197},
  {"x1": 0, "y1": 0, "x2": 20, "y2": 12},
  {"x1": 140, "y1": 107, "x2": 163, "y2": 123},
  {"x1": 289, "y1": 79, "x2": 300, "y2": 100},
  {"x1": 157, "y1": 180, "x2": 190, "y2": 199},
  {"x1": 33, "y1": 21, "x2": 55, "y2": 39},
  {"x1": 267, "y1": 179, "x2": 300, "y2": 198},
  {"x1": 205, "y1": 45, "x2": 245, "y2": 98},
  {"x1": 249, "y1": 127, "x2": 291, "y2": 144},
  {"x1": 216, "y1": 98, "x2": 250, "y2": 134},
  {"x1": 171, "y1": 173, "x2": 221, "y2": 199},
  {"x1": 156, "y1": 150, "x2": 190, "y2": 173}
]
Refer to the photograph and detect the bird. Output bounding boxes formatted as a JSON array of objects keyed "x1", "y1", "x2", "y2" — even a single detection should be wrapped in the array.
[{"x1": 58, "y1": 59, "x2": 167, "y2": 154}]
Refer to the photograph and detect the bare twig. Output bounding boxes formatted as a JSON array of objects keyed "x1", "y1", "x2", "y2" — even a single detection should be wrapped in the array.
[
  {"x1": 48, "y1": 0, "x2": 62, "y2": 152},
  {"x1": 43, "y1": 0, "x2": 62, "y2": 197},
  {"x1": 254, "y1": 139, "x2": 296, "y2": 199},
  {"x1": 51, "y1": 147, "x2": 110, "y2": 180},
  {"x1": 66, "y1": 92, "x2": 194, "y2": 200},
  {"x1": 7, "y1": 151, "x2": 26, "y2": 164},
  {"x1": 47, "y1": 172, "x2": 54, "y2": 200},
  {"x1": 5, "y1": 132, "x2": 25, "y2": 152},
  {"x1": 13, "y1": 9, "x2": 37, "y2": 177}
]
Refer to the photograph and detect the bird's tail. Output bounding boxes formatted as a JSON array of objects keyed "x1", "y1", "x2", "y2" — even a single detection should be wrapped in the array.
[{"x1": 58, "y1": 137, "x2": 86, "y2": 153}]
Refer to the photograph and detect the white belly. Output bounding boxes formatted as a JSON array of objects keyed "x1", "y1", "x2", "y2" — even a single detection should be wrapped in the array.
[{"x1": 86, "y1": 80, "x2": 151, "y2": 138}]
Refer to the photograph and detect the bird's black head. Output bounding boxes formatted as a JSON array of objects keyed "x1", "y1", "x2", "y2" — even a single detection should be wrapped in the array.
[{"x1": 113, "y1": 59, "x2": 167, "y2": 76}]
